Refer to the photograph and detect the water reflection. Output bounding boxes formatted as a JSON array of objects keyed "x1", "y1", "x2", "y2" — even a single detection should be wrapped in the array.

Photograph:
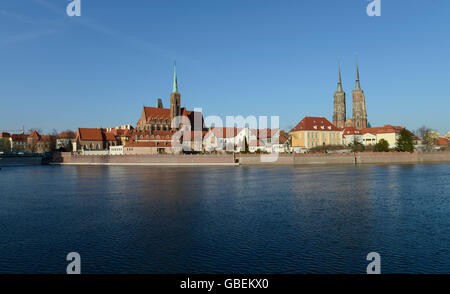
[{"x1": 0, "y1": 164, "x2": 449, "y2": 273}]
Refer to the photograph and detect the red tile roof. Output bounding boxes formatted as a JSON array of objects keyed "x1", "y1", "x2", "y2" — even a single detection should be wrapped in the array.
[
  {"x1": 78, "y1": 128, "x2": 118, "y2": 142},
  {"x1": 57, "y1": 131, "x2": 76, "y2": 139},
  {"x1": 436, "y1": 137, "x2": 450, "y2": 146},
  {"x1": 141, "y1": 106, "x2": 205, "y2": 129},
  {"x1": 28, "y1": 130, "x2": 41, "y2": 140},
  {"x1": 342, "y1": 127, "x2": 361, "y2": 136},
  {"x1": 11, "y1": 134, "x2": 28, "y2": 142},
  {"x1": 290, "y1": 116, "x2": 340, "y2": 132},
  {"x1": 104, "y1": 132, "x2": 116, "y2": 141},
  {"x1": 0, "y1": 132, "x2": 11, "y2": 138},
  {"x1": 360, "y1": 125, "x2": 403, "y2": 135},
  {"x1": 78, "y1": 128, "x2": 104, "y2": 141},
  {"x1": 143, "y1": 107, "x2": 171, "y2": 121}
]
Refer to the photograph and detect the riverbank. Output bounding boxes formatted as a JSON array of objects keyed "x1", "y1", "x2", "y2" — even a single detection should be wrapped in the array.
[{"x1": 49, "y1": 151, "x2": 450, "y2": 166}]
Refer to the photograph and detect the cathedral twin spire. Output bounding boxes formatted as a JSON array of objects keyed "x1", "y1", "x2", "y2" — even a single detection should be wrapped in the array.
[
  {"x1": 336, "y1": 60, "x2": 362, "y2": 92},
  {"x1": 333, "y1": 59, "x2": 367, "y2": 129}
]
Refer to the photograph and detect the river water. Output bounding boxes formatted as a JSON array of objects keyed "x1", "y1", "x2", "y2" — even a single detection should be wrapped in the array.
[{"x1": 0, "y1": 164, "x2": 449, "y2": 273}]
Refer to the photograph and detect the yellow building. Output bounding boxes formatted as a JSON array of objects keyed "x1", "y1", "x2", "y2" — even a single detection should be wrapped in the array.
[
  {"x1": 289, "y1": 116, "x2": 343, "y2": 153},
  {"x1": 429, "y1": 131, "x2": 440, "y2": 140},
  {"x1": 361, "y1": 125, "x2": 403, "y2": 148},
  {"x1": 445, "y1": 132, "x2": 450, "y2": 138}
]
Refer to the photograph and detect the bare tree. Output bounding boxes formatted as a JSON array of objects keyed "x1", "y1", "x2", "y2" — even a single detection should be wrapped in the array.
[{"x1": 26, "y1": 128, "x2": 43, "y2": 135}]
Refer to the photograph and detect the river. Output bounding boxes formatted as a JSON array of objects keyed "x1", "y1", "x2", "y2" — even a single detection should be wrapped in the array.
[{"x1": 0, "y1": 164, "x2": 449, "y2": 273}]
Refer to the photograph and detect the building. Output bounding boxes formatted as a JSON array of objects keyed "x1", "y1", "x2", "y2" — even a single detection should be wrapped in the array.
[
  {"x1": 361, "y1": 132, "x2": 377, "y2": 146},
  {"x1": 333, "y1": 64, "x2": 346, "y2": 129},
  {"x1": 27, "y1": 131, "x2": 53, "y2": 153},
  {"x1": 123, "y1": 141, "x2": 181, "y2": 155},
  {"x1": 10, "y1": 134, "x2": 28, "y2": 152},
  {"x1": 342, "y1": 127, "x2": 363, "y2": 146},
  {"x1": 123, "y1": 128, "x2": 183, "y2": 154},
  {"x1": 269, "y1": 130, "x2": 290, "y2": 153},
  {"x1": 0, "y1": 132, "x2": 11, "y2": 152},
  {"x1": 106, "y1": 127, "x2": 133, "y2": 146},
  {"x1": 289, "y1": 116, "x2": 343, "y2": 153},
  {"x1": 109, "y1": 145, "x2": 124, "y2": 155},
  {"x1": 56, "y1": 131, "x2": 76, "y2": 151},
  {"x1": 136, "y1": 64, "x2": 205, "y2": 132},
  {"x1": 74, "y1": 128, "x2": 119, "y2": 151},
  {"x1": 179, "y1": 130, "x2": 209, "y2": 152},
  {"x1": 360, "y1": 125, "x2": 403, "y2": 148},
  {"x1": 203, "y1": 127, "x2": 247, "y2": 152},
  {"x1": 436, "y1": 137, "x2": 450, "y2": 147},
  {"x1": 203, "y1": 127, "x2": 280, "y2": 153},
  {"x1": 446, "y1": 132, "x2": 450, "y2": 138}
]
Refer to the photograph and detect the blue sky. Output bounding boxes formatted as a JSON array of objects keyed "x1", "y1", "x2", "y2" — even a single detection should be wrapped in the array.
[{"x1": 0, "y1": 0, "x2": 449, "y2": 134}]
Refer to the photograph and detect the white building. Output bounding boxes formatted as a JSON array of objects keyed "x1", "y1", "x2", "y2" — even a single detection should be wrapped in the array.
[
  {"x1": 109, "y1": 145, "x2": 124, "y2": 155},
  {"x1": 342, "y1": 127, "x2": 363, "y2": 146}
]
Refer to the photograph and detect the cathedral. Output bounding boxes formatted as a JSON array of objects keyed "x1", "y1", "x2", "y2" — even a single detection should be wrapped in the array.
[{"x1": 332, "y1": 62, "x2": 368, "y2": 130}]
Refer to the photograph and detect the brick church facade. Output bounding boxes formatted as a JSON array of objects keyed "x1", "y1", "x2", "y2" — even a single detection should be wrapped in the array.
[{"x1": 136, "y1": 64, "x2": 205, "y2": 132}]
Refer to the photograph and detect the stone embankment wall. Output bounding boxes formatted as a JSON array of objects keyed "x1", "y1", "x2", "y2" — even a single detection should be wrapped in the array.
[
  {"x1": 51, "y1": 152, "x2": 450, "y2": 166},
  {"x1": 239, "y1": 152, "x2": 450, "y2": 165},
  {"x1": 52, "y1": 152, "x2": 236, "y2": 166}
]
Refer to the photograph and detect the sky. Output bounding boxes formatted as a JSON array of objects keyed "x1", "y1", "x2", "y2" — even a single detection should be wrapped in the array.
[{"x1": 0, "y1": 0, "x2": 449, "y2": 134}]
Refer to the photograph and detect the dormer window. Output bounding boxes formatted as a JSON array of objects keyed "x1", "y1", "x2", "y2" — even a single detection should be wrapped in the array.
[{"x1": 313, "y1": 126, "x2": 317, "y2": 129}]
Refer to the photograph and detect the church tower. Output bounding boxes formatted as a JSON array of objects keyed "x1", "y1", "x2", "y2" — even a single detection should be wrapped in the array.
[
  {"x1": 170, "y1": 63, "x2": 181, "y2": 129},
  {"x1": 333, "y1": 64, "x2": 346, "y2": 129},
  {"x1": 351, "y1": 61, "x2": 368, "y2": 129}
]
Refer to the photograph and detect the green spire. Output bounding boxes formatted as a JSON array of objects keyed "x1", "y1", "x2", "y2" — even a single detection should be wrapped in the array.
[
  {"x1": 172, "y1": 62, "x2": 178, "y2": 93},
  {"x1": 337, "y1": 62, "x2": 343, "y2": 92},
  {"x1": 355, "y1": 57, "x2": 361, "y2": 91}
]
